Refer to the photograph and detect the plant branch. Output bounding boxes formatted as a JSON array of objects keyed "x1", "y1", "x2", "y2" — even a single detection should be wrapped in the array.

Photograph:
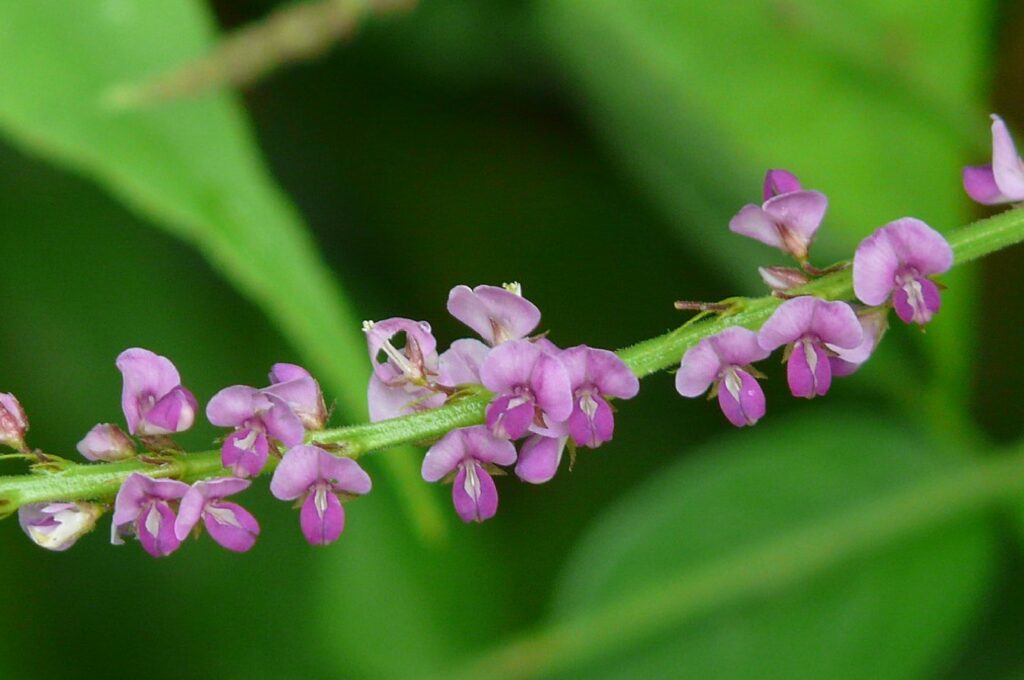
[{"x1": 1, "y1": 207, "x2": 1022, "y2": 516}]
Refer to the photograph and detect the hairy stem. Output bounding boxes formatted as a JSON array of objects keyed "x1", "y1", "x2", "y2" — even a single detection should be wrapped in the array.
[{"x1": 1, "y1": 207, "x2": 1022, "y2": 515}]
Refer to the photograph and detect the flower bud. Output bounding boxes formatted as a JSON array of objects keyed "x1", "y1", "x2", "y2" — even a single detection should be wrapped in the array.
[
  {"x1": 18, "y1": 502, "x2": 103, "y2": 551},
  {"x1": 0, "y1": 393, "x2": 28, "y2": 450},
  {"x1": 77, "y1": 423, "x2": 136, "y2": 462},
  {"x1": 758, "y1": 266, "x2": 809, "y2": 292}
]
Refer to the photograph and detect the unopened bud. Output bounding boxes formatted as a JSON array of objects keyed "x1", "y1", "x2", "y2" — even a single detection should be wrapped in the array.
[
  {"x1": 77, "y1": 423, "x2": 136, "y2": 462},
  {"x1": 758, "y1": 266, "x2": 809, "y2": 292},
  {"x1": 0, "y1": 393, "x2": 28, "y2": 450},
  {"x1": 18, "y1": 502, "x2": 103, "y2": 552}
]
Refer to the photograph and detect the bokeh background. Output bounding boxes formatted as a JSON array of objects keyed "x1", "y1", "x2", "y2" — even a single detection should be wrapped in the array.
[{"x1": 1, "y1": 1, "x2": 1023, "y2": 678}]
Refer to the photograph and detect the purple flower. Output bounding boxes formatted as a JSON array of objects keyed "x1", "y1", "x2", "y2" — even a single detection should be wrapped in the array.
[
  {"x1": 77, "y1": 423, "x2": 135, "y2": 462},
  {"x1": 0, "y1": 392, "x2": 28, "y2": 450},
  {"x1": 963, "y1": 114, "x2": 1024, "y2": 205},
  {"x1": 447, "y1": 283, "x2": 541, "y2": 346},
  {"x1": 270, "y1": 445, "x2": 372, "y2": 546},
  {"x1": 730, "y1": 170, "x2": 828, "y2": 260},
  {"x1": 207, "y1": 385, "x2": 306, "y2": 477},
  {"x1": 19, "y1": 502, "x2": 102, "y2": 552},
  {"x1": 852, "y1": 218, "x2": 953, "y2": 326},
  {"x1": 479, "y1": 340, "x2": 573, "y2": 440},
  {"x1": 111, "y1": 473, "x2": 190, "y2": 557},
  {"x1": 116, "y1": 348, "x2": 198, "y2": 436},
  {"x1": 364, "y1": 318, "x2": 446, "y2": 422},
  {"x1": 758, "y1": 297, "x2": 863, "y2": 399},
  {"x1": 515, "y1": 434, "x2": 568, "y2": 484},
  {"x1": 828, "y1": 308, "x2": 889, "y2": 377},
  {"x1": 264, "y1": 363, "x2": 327, "y2": 431},
  {"x1": 558, "y1": 346, "x2": 639, "y2": 448},
  {"x1": 174, "y1": 478, "x2": 260, "y2": 553},
  {"x1": 421, "y1": 426, "x2": 516, "y2": 523},
  {"x1": 676, "y1": 327, "x2": 771, "y2": 427}
]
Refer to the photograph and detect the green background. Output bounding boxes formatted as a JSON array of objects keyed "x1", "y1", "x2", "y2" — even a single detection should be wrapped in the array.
[{"x1": 0, "y1": 1, "x2": 1022, "y2": 678}]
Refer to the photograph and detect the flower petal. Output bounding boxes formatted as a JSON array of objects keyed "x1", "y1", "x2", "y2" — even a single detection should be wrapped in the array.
[
  {"x1": 762, "y1": 190, "x2": 827, "y2": 246},
  {"x1": 758, "y1": 296, "x2": 816, "y2": 350},
  {"x1": 116, "y1": 348, "x2": 182, "y2": 434},
  {"x1": 729, "y1": 204, "x2": 785, "y2": 250},
  {"x1": 852, "y1": 228, "x2": 901, "y2": 306},
  {"x1": 809, "y1": 300, "x2": 862, "y2": 349},
  {"x1": 206, "y1": 385, "x2": 260, "y2": 427},
  {"x1": 139, "y1": 386, "x2": 197, "y2": 435},
  {"x1": 675, "y1": 340, "x2": 722, "y2": 397},
  {"x1": 462, "y1": 425, "x2": 517, "y2": 466},
  {"x1": 300, "y1": 488, "x2": 344, "y2": 545},
  {"x1": 319, "y1": 452, "x2": 373, "y2": 496},
  {"x1": 479, "y1": 339, "x2": 542, "y2": 393},
  {"x1": 137, "y1": 502, "x2": 182, "y2": 558},
  {"x1": 270, "y1": 445, "x2": 321, "y2": 499},
  {"x1": 447, "y1": 284, "x2": 541, "y2": 345},
  {"x1": 990, "y1": 114, "x2": 1024, "y2": 200},
  {"x1": 486, "y1": 394, "x2": 536, "y2": 440},
  {"x1": 568, "y1": 393, "x2": 615, "y2": 448},
  {"x1": 881, "y1": 218, "x2": 953, "y2": 277},
  {"x1": 963, "y1": 165, "x2": 1008, "y2": 205},
  {"x1": 221, "y1": 428, "x2": 269, "y2": 478},
  {"x1": 717, "y1": 368, "x2": 765, "y2": 427},
  {"x1": 268, "y1": 363, "x2": 312, "y2": 384},
  {"x1": 203, "y1": 501, "x2": 260, "y2": 552},
  {"x1": 452, "y1": 462, "x2": 498, "y2": 523},
  {"x1": 261, "y1": 394, "x2": 306, "y2": 447},
  {"x1": 709, "y1": 326, "x2": 771, "y2": 367},
  {"x1": 438, "y1": 338, "x2": 490, "y2": 387},
  {"x1": 530, "y1": 353, "x2": 573, "y2": 423},
  {"x1": 763, "y1": 168, "x2": 803, "y2": 200},
  {"x1": 515, "y1": 435, "x2": 566, "y2": 484}
]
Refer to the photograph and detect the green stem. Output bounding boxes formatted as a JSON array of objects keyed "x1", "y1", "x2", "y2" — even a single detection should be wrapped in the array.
[
  {"x1": 449, "y1": 444, "x2": 1024, "y2": 680},
  {"x1": 1, "y1": 207, "x2": 1022, "y2": 515}
]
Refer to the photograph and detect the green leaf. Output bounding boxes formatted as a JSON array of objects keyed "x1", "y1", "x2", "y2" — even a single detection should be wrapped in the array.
[
  {"x1": 515, "y1": 411, "x2": 996, "y2": 678},
  {"x1": 0, "y1": 2, "x2": 442, "y2": 539},
  {"x1": 538, "y1": 0, "x2": 989, "y2": 414}
]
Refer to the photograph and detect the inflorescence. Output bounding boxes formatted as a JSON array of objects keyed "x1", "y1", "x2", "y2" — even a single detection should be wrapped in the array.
[{"x1": 2, "y1": 113, "x2": 1023, "y2": 556}]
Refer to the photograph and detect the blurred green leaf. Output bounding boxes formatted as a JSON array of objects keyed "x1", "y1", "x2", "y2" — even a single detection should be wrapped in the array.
[
  {"x1": 0, "y1": 2, "x2": 443, "y2": 537},
  {"x1": 539, "y1": 0, "x2": 989, "y2": 419},
  {"x1": 541, "y1": 411, "x2": 995, "y2": 678}
]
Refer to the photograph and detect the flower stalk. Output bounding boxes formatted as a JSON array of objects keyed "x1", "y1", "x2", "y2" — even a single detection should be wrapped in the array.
[{"x1": 1, "y1": 206, "x2": 1023, "y2": 518}]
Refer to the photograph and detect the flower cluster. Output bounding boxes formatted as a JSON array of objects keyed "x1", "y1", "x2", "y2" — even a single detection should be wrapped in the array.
[
  {"x1": 12, "y1": 349, "x2": 368, "y2": 556},
  {"x1": 365, "y1": 283, "x2": 640, "y2": 523},
  {"x1": 1, "y1": 112, "x2": 1016, "y2": 557},
  {"x1": 678, "y1": 170, "x2": 953, "y2": 425}
]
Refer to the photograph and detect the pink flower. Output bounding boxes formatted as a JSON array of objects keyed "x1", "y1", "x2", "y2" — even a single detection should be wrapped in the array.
[
  {"x1": 729, "y1": 169, "x2": 828, "y2": 260},
  {"x1": 480, "y1": 340, "x2": 573, "y2": 440},
  {"x1": 447, "y1": 283, "x2": 541, "y2": 346},
  {"x1": 116, "y1": 349, "x2": 197, "y2": 436},
  {"x1": 758, "y1": 297, "x2": 863, "y2": 399},
  {"x1": 111, "y1": 473, "x2": 190, "y2": 557},
  {"x1": 853, "y1": 218, "x2": 953, "y2": 326},
  {"x1": 174, "y1": 478, "x2": 260, "y2": 553},
  {"x1": 676, "y1": 327, "x2": 770, "y2": 427},
  {"x1": 559, "y1": 346, "x2": 639, "y2": 448},
  {"x1": 270, "y1": 445, "x2": 372, "y2": 546},
  {"x1": 421, "y1": 426, "x2": 516, "y2": 523}
]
